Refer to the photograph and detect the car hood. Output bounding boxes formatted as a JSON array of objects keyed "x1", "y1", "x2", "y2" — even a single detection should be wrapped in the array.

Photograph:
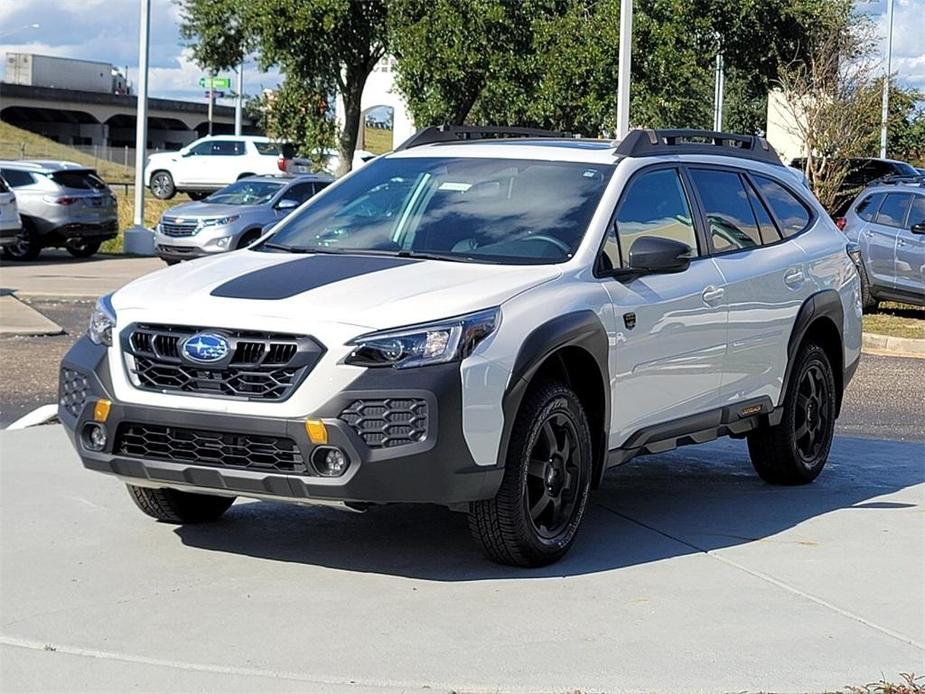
[
  {"x1": 112, "y1": 250, "x2": 562, "y2": 331},
  {"x1": 161, "y1": 201, "x2": 258, "y2": 219}
]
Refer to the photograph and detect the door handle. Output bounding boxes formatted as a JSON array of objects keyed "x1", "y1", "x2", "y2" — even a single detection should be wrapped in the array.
[
  {"x1": 898, "y1": 238, "x2": 906, "y2": 247},
  {"x1": 784, "y1": 268, "x2": 804, "y2": 287},
  {"x1": 701, "y1": 285, "x2": 725, "y2": 305},
  {"x1": 864, "y1": 230, "x2": 874, "y2": 238}
]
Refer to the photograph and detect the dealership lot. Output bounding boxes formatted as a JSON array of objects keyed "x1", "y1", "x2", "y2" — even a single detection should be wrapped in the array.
[{"x1": 1, "y1": 426, "x2": 922, "y2": 692}]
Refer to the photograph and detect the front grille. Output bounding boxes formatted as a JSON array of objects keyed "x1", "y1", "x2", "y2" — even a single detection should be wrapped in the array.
[
  {"x1": 339, "y1": 398, "x2": 429, "y2": 448},
  {"x1": 123, "y1": 324, "x2": 324, "y2": 401},
  {"x1": 115, "y1": 423, "x2": 306, "y2": 473},
  {"x1": 160, "y1": 220, "x2": 199, "y2": 237},
  {"x1": 60, "y1": 368, "x2": 88, "y2": 418}
]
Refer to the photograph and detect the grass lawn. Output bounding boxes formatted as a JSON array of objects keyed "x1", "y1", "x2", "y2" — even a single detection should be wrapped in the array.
[
  {"x1": 863, "y1": 302, "x2": 924, "y2": 339},
  {"x1": 1, "y1": 121, "x2": 190, "y2": 253}
]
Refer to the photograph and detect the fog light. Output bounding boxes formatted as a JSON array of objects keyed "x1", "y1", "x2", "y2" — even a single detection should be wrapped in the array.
[
  {"x1": 215, "y1": 236, "x2": 233, "y2": 249},
  {"x1": 84, "y1": 423, "x2": 108, "y2": 451},
  {"x1": 312, "y1": 446, "x2": 349, "y2": 477}
]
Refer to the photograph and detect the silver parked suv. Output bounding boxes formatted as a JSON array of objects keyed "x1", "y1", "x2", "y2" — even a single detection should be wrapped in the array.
[
  {"x1": 154, "y1": 174, "x2": 332, "y2": 264},
  {"x1": 839, "y1": 175, "x2": 925, "y2": 308},
  {"x1": 0, "y1": 161, "x2": 118, "y2": 260}
]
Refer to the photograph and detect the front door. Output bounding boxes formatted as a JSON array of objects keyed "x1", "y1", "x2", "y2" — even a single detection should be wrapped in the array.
[{"x1": 600, "y1": 166, "x2": 727, "y2": 447}]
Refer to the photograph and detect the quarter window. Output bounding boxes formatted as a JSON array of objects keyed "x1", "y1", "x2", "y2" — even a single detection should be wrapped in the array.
[
  {"x1": 610, "y1": 168, "x2": 698, "y2": 267},
  {"x1": 753, "y1": 175, "x2": 812, "y2": 237},
  {"x1": 875, "y1": 193, "x2": 913, "y2": 228},
  {"x1": 689, "y1": 168, "x2": 761, "y2": 251},
  {"x1": 855, "y1": 193, "x2": 884, "y2": 221}
]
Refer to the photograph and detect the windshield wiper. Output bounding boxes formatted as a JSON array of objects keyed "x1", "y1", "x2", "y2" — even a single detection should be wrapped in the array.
[{"x1": 396, "y1": 250, "x2": 481, "y2": 263}]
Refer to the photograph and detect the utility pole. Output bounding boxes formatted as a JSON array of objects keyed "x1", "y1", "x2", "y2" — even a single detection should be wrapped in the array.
[
  {"x1": 234, "y1": 61, "x2": 244, "y2": 136},
  {"x1": 616, "y1": 0, "x2": 633, "y2": 139},
  {"x1": 713, "y1": 48, "x2": 724, "y2": 131},
  {"x1": 208, "y1": 71, "x2": 214, "y2": 136},
  {"x1": 124, "y1": 0, "x2": 154, "y2": 255},
  {"x1": 879, "y1": 0, "x2": 894, "y2": 158}
]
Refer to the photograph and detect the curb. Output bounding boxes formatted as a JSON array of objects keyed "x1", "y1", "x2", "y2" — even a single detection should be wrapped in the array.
[
  {"x1": 0, "y1": 295, "x2": 64, "y2": 337},
  {"x1": 862, "y1": 332, "x2": 925, "y2": 359}
]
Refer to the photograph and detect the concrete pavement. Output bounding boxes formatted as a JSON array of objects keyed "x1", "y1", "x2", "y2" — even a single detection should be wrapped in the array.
[
  {"x1": 0, "y1": 252, "x2": 164, "y2": 299},
  {"x1": 1, "y1": 426, "x2": 922, "y2": 692},
  {"x1": 0, "y1": 294, "x2": 62, "y2": 336}
]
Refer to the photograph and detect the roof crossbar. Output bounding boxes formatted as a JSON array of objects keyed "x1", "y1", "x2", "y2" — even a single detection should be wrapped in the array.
[
  {"x1": 615, "y1": 128, "x2": 784, "y2": 166},
  {"x1": 395, "y1": 125, "x2": 570, "y2": 151}
]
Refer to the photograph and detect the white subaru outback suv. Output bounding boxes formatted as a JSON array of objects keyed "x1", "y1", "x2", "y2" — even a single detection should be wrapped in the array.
[{"x1": 60, "y1": 127, "x2": 862, "y2": 567}]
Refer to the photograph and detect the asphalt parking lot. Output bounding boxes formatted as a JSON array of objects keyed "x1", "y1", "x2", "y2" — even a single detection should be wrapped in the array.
[{"x1": 1, "y1": 254, "x2": 923, "y2": 692}]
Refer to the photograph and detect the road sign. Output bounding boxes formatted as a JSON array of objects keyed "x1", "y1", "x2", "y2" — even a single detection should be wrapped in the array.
[
  {"x1": 204, "y1": 91, "x2": 225, "y2": 99},
  {"x1": 199, "y1": 76, "x2": 232, "y2": 90}
]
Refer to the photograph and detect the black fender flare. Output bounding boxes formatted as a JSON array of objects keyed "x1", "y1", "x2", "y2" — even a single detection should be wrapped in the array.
[
  {"x1": 498, "y1": 309, "x2": 611, "y2": 486},
  {"x1": 780, "y1": 289, "x2": 845, "y2": 412}
]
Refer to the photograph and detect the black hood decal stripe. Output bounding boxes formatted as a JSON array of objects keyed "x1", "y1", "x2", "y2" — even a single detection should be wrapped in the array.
[{"x1": 210, "y1": 255, "x2": 420, "y2": 300}]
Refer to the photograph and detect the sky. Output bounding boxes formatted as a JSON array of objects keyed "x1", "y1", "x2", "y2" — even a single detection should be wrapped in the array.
[{"x1": 1, "y1": 0, "x2": 923, "y2": 104}]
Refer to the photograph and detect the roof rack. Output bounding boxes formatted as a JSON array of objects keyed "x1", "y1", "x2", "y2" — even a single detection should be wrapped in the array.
[
  {"x1": 867, "y1": 174, "x2": 925, "y2": 188},
  {"x1": 615, "y1": 128, "x2": 784, "y2": 166},
  {"x1": 395, "y1": 125, "x2": 570, "y2": 151}
]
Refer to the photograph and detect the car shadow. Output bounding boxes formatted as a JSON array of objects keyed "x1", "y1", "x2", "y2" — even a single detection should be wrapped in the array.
[
  {"x1": 0, "y1": 252, "x2": 122, "y2": 267},
  {"x1": 174, "y1": 435, "x2": 923, "y2": 581}
]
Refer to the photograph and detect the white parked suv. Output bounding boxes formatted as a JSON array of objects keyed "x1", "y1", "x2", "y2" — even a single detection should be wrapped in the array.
[
  {"x1": 144, "y1": 136, "x2": 290, "y2": 200},
  {"x1": 60, "y1": 127, "x2": 862, "y2": 566}
]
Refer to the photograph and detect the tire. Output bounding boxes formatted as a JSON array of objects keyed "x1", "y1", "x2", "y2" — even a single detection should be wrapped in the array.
[
  {"x1": 126, "y1": 484, "x2": 235, "y2": 523},
  {"x1": 468, "y1": 381, "x2": 593, "y2": 567},
  {"x1": 150, "y1": 171, "x2": 175, "y2": 200},
  {"x1": 857, "y1": 262, "x2": 878, "y2": 312},
  {"x1": 162, "y1": 258, "x2": 181, "y2": 266},
  {"x1": 236, "y1": 229, "x2": 261, "y2": 249},
  {"x1": 187, "y1": 191, "x2": 210, "y2": 201},
  {"x1": 65, "y1": 238, "x2": 102, "y2": 258},
  {"x1": 747, "y1": 341, "x2": 836, "y2": 485},
  {"x1": 2, "y1": 221, "x2": 41, "y2": 261}
]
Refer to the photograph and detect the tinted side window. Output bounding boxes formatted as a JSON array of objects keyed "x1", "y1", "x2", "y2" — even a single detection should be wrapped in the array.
[
  {"x1": 211, "y1": 140, "x2": 244, "y2": 156},
  {"x1": 689, "y1": 168, "x2": 761, "y2": 251},
  {"x1": 855, "y1": 193, "x2": 884, "y2": 221},
  {"x1": 188, "y1": 141, "x2": 212, "y2": 156},
  {"x1": 283, "y1": 182, "x2": 316, "y2": 204},
  {"x1": 745, "y1": 178, "x2": 781, "y2": 244},
  {"x1": 753, "y1": 175, "x2": 812, "y2": 237},
  {"x1": 0, "y1": 176, "x2": 8, "y2": 193},
  {"x1": 875, "y1": 193, "x2": 913, "y2": 228},
  {"x1": 0, "y1": 169, "x2": 35, "y2": 188},
  {"x1": 610, "y1": 168, "x2": 698, "y2": 267},
  {"x1": 908, "y1": 196, "x2": 925, "y2": 230}
]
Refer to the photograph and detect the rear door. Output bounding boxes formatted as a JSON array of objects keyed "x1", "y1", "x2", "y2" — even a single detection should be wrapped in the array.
[
  {"x1": 896, "y1": 194, "x2": 925, "y2": 300},
  {"x1": 688, "y1": 167, "x2": 811, "y2": 406},
  {"x1": 868, "y1": 192, "x2": 914, "y2": 289},
  {"x1": 601, "y1": 166, "x2": 728, "y2": 445}
]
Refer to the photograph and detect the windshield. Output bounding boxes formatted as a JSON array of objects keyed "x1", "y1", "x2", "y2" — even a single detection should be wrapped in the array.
[
  {"x1": 261, "y1": 156, "x2": 614, "y2": 264},
  {"x1": 206, "y1": 180, "x2": 284, "y2": 205}
]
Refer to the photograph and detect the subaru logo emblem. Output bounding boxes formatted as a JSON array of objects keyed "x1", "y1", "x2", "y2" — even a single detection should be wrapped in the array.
[{"x1": 182, "y1": 333, "x2": 229, "y2": 363}]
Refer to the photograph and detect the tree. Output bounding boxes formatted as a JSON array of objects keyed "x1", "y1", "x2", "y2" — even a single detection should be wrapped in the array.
[
  {"x1": 776, "y1": 15, "x2": 882, "y2": 210},
  {"x1": 179, "y1": 0, "x2": 388, "y2": 176}
]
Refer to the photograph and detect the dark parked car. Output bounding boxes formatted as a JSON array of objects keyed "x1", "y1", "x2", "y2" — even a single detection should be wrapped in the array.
[{"x1": 792, "y1": 157, "x2": 920, "y2": 217}]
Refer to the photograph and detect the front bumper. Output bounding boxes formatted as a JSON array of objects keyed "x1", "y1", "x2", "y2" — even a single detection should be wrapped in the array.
[
  {"x1": 59, "y1": 336, "x2": 502, "y2": 507},
  {"x1": 0, "y1": 223, "x2": 20, "y2": 245}
]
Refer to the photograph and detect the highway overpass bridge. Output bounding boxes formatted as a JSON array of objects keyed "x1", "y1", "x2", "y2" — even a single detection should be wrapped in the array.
[{"x1": 0, "y1": 82, "x2": 260, "y2": 151}]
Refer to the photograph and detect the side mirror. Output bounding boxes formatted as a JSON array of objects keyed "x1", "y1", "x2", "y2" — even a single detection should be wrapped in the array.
[
  {"x1": 911, "y1": 222, "x2": 925, "y2": 235},
  {"x1": 627, "y1": 236, "x2": 693, "y2": 274},
  {"x1": 275, "y1": 198, "x2": 299, "y2": 211},
  {"x1": 180, "y1": 149, "x2": 192, "y2": 157}
]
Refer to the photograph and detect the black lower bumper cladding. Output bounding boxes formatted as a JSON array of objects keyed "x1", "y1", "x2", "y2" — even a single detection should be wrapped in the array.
[{"x1": 59, "y1": 336, "x2": 503, "y2": 506}]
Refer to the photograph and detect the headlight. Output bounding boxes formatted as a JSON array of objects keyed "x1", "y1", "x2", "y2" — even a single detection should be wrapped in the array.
[
  {"x1": 345, "y1": 308, "x2": 500, "y2": 369},
  {"x1": 199, "y1": 215, "x2": 239, "y2": 228},
  {"x1": 88, "y1": 294, "x2": 116, "y2": 346}
]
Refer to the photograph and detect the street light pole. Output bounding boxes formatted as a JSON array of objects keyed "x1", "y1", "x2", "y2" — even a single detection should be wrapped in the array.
[
  {"x1": 616, "y1": 0, "x2": 633, "y2": 139},
  {"x1": 879, "y1": 0, "x2": 894, "y2": 158},
  {"x1": 234, "y1": 61, "x2": 244, "y2": 136},
  {"x1": 124, "y1": 0, "x2": 154, "y2": 255},
  {"x1": 713, "y1": 48, "x2": 724, "y2": 131}
]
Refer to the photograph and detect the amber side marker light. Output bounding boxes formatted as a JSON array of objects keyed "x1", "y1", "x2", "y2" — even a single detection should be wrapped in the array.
[
  {"x1": 93, "y1": 399, "x2": 112, "y2": 422},
  {"x1": 304, "y1": 419, "x2": 328, "y2": 445}
]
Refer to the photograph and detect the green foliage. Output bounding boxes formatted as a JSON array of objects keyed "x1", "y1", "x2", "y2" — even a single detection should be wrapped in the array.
[
  {"x1": 179, "y1": 0, "x2": 387, "y2": 175},
  {"x1": 254, "y1": 81, "x2": 336, "y2": 170}
]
